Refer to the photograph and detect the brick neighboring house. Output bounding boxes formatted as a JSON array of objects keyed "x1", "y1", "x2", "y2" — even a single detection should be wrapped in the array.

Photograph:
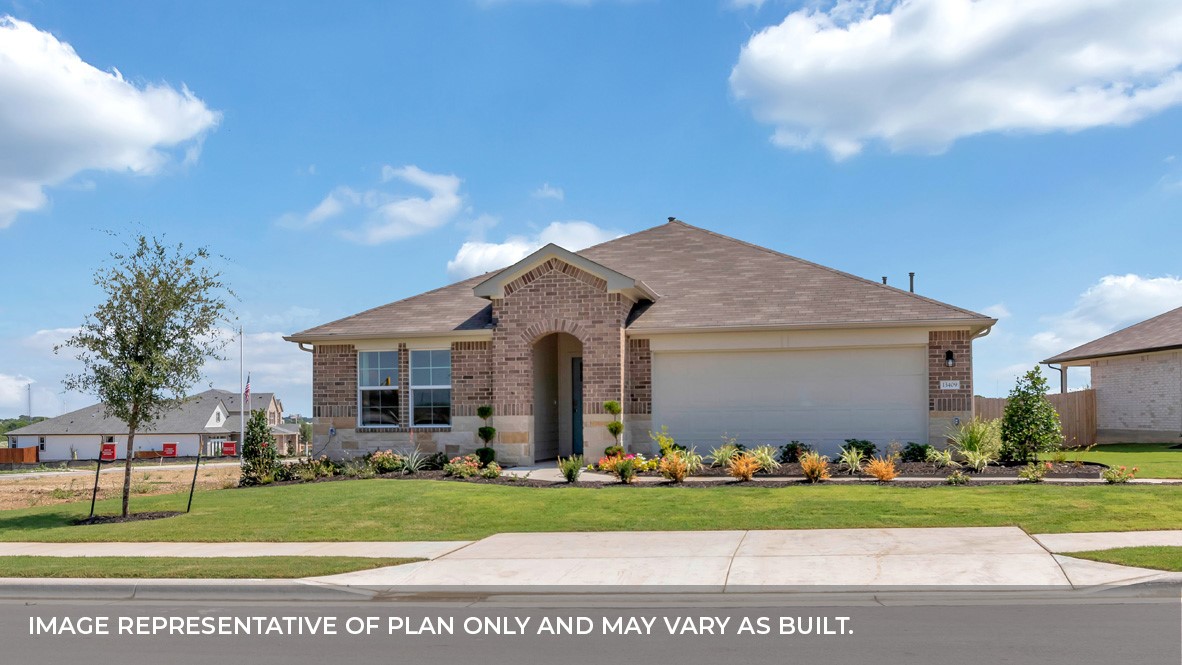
[
  {"x1": 1043, "y1": 305, "x2": 1182, "y2": 444},
  {"x1": 286, "y1": 220, "x2": 996, "y2": 465}
]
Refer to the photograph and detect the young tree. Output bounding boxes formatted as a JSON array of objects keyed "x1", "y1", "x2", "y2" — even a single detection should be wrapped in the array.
[
  {"x1": 1000, "y1": 366, "x2": 1063, "y2": 463},
  {"x1": 58, "y1": 235, "x2": 232, "y2": 516},
  {"x1": 241, "y1": 409, "x2": 278, "y2": 485}
]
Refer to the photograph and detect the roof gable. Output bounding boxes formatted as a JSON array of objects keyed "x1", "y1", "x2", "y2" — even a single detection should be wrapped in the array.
[
  {"x1": 1043, "y1": 305, "x2": 1182, "y2": 364},
  {"x1": 472, "y1": 244, "x2": 658, "y2": 301}
]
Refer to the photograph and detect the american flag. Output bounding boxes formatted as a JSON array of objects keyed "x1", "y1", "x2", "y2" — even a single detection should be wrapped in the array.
[{"x1": 243, "y1": 373, "x2": 251, "y2": 406}]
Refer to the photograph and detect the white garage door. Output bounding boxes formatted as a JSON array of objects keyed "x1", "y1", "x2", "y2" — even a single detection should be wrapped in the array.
[{"x1": 652, "y1": 347, "x2": 927, "y2": 454}]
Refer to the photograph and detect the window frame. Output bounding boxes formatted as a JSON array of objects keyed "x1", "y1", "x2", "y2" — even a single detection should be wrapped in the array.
[
  {"x1": 409, "y1": 349, "x2": 452, "y2": 428},
  {"x1": 357, "y1": 350, "x2": 402, "y2": 428}
]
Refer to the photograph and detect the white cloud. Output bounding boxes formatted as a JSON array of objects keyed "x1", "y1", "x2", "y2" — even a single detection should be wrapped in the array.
[
  {"x1": 1031, "y1": 274, "x2": 1182, "y2": 356},
  {"x1": 730, "y1": 0, "x2": 1182, "y2": 159},
  {"x1": 532, "y1": 183, "x2": 565, "y2": 201},
  {"x1": 0, "y1": 373, "x2": 35, "y2": 415},
  {"x1": 280, "y1": 165, "x2": 463, "y2": 244},
  {"x1": 446, "y1": 221, "x2": 621, "y2": 279},
  {"x1": 982, "y1": 303, "x2": 1011, "y2": 320},
  {"x1": 0, "y1": 16, "x2": 220, "y2": 227}
]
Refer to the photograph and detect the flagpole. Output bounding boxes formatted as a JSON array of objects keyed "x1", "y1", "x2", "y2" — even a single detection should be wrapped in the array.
[{"x1": 239, "y1": 326, "x2": 244, "y2": 460}]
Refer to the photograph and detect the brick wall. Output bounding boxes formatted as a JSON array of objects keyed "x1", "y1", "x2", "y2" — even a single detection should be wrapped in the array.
[
  {"x1": 928, "y1": 330, "x2": 973, "y2": 412},
  {"x1": 491, "y1": 259, "x2": 630, "y2": 417},
  {"x1": 625, "y1": 337, "x2": 651, "y2": 415},
  {"x1": 1092, "y1": 352, "x2": 1181, "y2": 431},
  {"x1": 452, "y1": 340, "x2": 493, "y2": 418},
  {"x1": 312, "y1": 344, "x2": 357, "y2": 419}
]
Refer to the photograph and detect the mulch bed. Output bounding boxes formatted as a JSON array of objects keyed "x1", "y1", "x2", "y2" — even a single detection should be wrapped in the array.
[
  {"x1": 641, "y1": 461, "x2": 1105, "y2": 479},
  {"x1": 73, "y1": 511, "x2": 184, "y2": 526}
]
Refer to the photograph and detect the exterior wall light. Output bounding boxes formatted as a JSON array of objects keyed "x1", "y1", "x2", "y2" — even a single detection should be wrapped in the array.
[{"x1": 945, "y1": 350, "x2": 956, "y2": 367}]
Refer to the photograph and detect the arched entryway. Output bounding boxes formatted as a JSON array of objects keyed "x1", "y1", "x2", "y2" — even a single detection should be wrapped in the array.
[{"x1": 532, "y1": 332, "x2": 583, "y2": 462}]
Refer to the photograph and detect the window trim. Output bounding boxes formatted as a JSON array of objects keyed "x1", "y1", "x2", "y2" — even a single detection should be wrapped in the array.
[
  {"x1": 409, "y1": 348, "x2": 452, "y2": 428},
  {"x1": 357, "y1": 349, "x2": 401, "y2": 428}
]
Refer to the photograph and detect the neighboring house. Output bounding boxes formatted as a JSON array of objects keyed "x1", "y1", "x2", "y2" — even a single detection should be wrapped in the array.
[
  {"x1": 4, "y1": 392, "x2": 233, "y2": 461},
  {"x1": 285, "y1": 219, "x2": 995, "y2": 465},
  {"x1": 204, "y1": 389, "x2": 299, "y2": 455},
  {"x1": 1043, "y1": 305, "x2": 1182, "y2": 444}
]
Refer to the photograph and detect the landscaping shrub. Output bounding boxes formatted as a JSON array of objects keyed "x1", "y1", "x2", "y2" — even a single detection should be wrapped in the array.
[
  {"x1": 659, "y1": 453, "x2": 690, "y2": 483},
  {"x1": 366, "y1": 449, "x2": 404, "y2": 474},
  {"x1": 837, "y1": 446, "x2": 865, "y2": 475},
  {"x1": 709, "y1": 443, "x2": 742, "y2": 468},
  {"x1": 604, "y1": 401, "x2": 624, "y2": 449},
  {"x1": 400, "y1": 449, "x2": 428, "y2": 474},
  {"x1": 422, "y1": 452, "x2": 449, "y2": 471},
  {"x1": 843, "y1": 439, "x2": 877, "y2": 458},
  {"x1": 476, "y1": 405, "x2": 496, "y2": 450},
  {"x1": 649, "y1": 426, "x2": 685, "y2": 455},
  {"x1": 612, "y1": 456, "x2": 638, "y2": 484},
  {"x1": 1018, "y1": 461, "x2": 1052, "y2": 483},
  {"x1": 603, "y1": 445, "x2": 625, "y2": 458},
  {"x1": 748, "y1": 445, "x2": 780, "y2": 474},
  {"x1": 901, "y1": 442, "x2": 932, "y2": 463},
  {"x1": 479, "y1": 462, "x2": 502, "y2": 479},
  {"x1": 799, "y1": 451, "x2": 831, "y2": 483},
  {"x1": 240, "y1": 410, "x2": 279, "y2": 486},
  {"x1": 945, "y1": 470, "x2": 971, "y2": 485},
  {"x1": 778, "y1": 441, "x2": 811, "y2": 464},
  {"x1": 475, "y1": 447, "x2": 496, "y2": 468},
  {"x1": 443, "y1": 454, "x2": 482, "y2": 479},
  {"x1": 557, "y1": 455, "x2": 584, "y2": 483},
  {"x1": 925, "y1": 447, "x2": 959, "y2": 469},
  {"x1": 865, "y1": 456, "x2": 898, "y2": 482},
  {"x1": 1101, "y1": 465, "x2": 1138, "y2": 484},
  {"x1": 1001, "y1": 367, "x2": 1063, "y2": 463},
  {"x1": 960, "y1": 449, "x2": 996, "y2": 473},
  {"x1": 727, "y1": 453, "x2": 761, "y2": 482}
]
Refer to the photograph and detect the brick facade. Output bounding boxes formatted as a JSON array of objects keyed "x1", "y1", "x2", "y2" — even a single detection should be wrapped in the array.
[
  {"x1": 312, "y1": 344, "x2": 357, "y2": 420},
  {"x1": 625, "y1": 337, "x2": 651, "y2": 415},
  {"x1": 490, "y1": 260, "x2": 632, "y2": 418},
  {"x1": 1091, "y1": 351, "x2": 1181, "y2": 440},
  {"x1": 928, "y1": 330, "x2": 973, "y2": 412},
  {"x1": 452, "y1": 340, "x2": 493, "y2": 418}
]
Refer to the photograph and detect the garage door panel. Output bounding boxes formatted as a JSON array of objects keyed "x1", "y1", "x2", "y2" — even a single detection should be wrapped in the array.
[{"x1": 651, "y1": 347, "x2": 927, "y2": 454}]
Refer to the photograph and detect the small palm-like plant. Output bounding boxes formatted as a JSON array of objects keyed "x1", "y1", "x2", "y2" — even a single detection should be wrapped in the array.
[
  {"x1": 837, "y1": 446, "x2": 866, "y2": 475},
  {"x1": 709, "y1": 443, "x2": 742, "y2": 467},
  {"x1": 925, "y1": 447, "x2": 959, "y2": 469},
  {"x1": 748, "y1": 445, "x2": 781, "y2": 474}
]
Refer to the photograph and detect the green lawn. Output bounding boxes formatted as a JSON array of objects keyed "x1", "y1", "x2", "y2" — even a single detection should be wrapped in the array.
[
  {"x1": 1078, "y1": 442, "x2": 1182, "y2": 479},
  {"x1": 1066, "y1": 546, "x2": 1182, "y2": 572},
  {"x1": 0, "y1": 479, "x2": 1180, "y2": 542},
  {"x1": 0, "y1": 556, "x2": 419, "y2": 578}
]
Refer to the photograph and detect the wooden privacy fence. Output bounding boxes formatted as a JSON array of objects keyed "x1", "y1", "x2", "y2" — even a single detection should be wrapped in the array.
[
  {"x1": 974, "y1": 389, "x2": 1097, "y2": 447},
  {"x1": 0, "y1": 447, "x2": 39, "y2": 464}
]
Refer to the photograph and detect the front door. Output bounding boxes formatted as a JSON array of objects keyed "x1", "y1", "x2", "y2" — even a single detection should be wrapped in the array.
[{"x1": 571, "y1": 357, "x2": 584, "y2": 456}]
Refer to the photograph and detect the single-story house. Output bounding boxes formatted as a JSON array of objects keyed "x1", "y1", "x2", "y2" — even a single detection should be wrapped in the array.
[
  {"x1": 5, "y1": 391, "x2": 234, "y2": 461},
  {"x1": 285, "y1": 219, "x2": 995, "y2": 465},
  {"x1": 205, "y1": 389, "x2": 301, "y2": 455},
  {"x1": 1043, "y1": 305, "x2": 1182, "y2": 444}
]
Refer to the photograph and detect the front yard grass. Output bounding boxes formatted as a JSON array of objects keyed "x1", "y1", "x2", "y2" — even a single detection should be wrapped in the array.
[
  {"x1": 0, "y1": 480, "x2": 1179, "y2": 542},
  {"x1": 1066, "y1": 546, "x2": 1182, "y2": 572},
  {"x1": 1078, "y1": 442, "x2": 1182, "y2": 479},
  {"x1": 0, "y1": 556, "x2": 420, "y2": 578}
]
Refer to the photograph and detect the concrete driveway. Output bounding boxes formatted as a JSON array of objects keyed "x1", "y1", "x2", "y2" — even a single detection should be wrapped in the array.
[{"x1": 310, "y1": 527, "x2": 1081, "y2": 589}]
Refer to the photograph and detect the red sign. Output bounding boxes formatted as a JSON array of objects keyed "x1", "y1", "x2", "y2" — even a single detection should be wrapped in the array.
[
  {"x1": 221, "y1": 441, "x2": 237, "y2": 456},
  {"x1": 100, "y1": 443, "x2": 117, "y2": 461},
  {"x1": 162, "y1": 443, "x2": 177, "y2": 457}
]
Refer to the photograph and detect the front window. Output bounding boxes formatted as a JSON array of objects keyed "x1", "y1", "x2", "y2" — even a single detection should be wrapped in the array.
[
  {"x1": 358, "y1": 351, "x2": 400, "y2": 426},
  {"x1": 411, "y1": 349, "x2": 451, "y2": 426}
]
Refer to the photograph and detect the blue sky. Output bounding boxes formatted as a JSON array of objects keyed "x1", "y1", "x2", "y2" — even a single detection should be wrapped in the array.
[{"x1": 2, "y1": 0, "x2": 1181, "y2": 418}]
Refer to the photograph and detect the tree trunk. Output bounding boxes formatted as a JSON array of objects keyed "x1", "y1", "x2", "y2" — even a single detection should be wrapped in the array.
[{"x1": 122, "y1": 405, "x2": 139, "y2": 518}]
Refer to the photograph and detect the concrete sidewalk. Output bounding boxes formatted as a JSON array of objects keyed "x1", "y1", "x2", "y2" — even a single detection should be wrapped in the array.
[
  {"x1": 308, "y1": 527, "x2": 1151, "y2": 589},
  {"x1": 1033, "y1": 530, "x2": 1182, "y2": 553}
]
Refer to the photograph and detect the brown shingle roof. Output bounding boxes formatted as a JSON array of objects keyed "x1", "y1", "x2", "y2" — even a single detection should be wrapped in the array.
[
  {"x1": 1043, "y1": 305, "x2": 1182, "y2": 364},
  {"x1": 287, "y1": 220, "x2": 992, "y2": 341}
]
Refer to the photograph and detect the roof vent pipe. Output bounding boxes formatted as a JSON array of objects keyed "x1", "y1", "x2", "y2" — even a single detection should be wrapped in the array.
[
  {"x1": 882, "y1": 277, "x2": 888, "y2": 285},
  {"x1": 909, "y1": 272, "x2": 915, "y2": 293}
]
